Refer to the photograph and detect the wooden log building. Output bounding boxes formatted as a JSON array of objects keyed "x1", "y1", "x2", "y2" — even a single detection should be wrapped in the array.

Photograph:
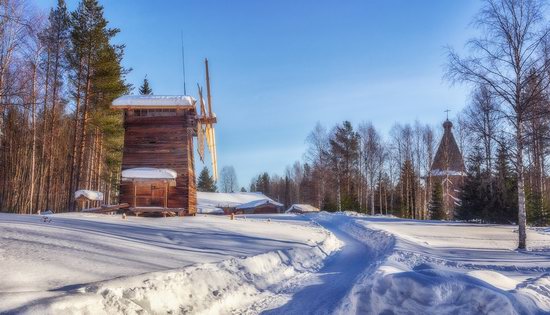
[
  {"x1": 111, "y1": 95, "x2": 199, "y2": 216},
  {"x1": 429, "y1": 119, "x2": 466, "y2": 219}
]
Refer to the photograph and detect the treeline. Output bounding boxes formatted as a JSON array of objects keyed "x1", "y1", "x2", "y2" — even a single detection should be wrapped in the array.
[
  {"x1": 250, "y1": 120, "x2": 440, "y2": 218},
  {"x1": 0, "y1": 0, "x2": 128, "y2": 214},
  {"x1": 249, "y1": 106, "x2": 540, "y2": 226}
]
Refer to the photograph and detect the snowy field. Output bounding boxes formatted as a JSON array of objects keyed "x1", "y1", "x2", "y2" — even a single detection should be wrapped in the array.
[
  {"x1": 342, "y1": 214, "x2": 550, "y2": 314},
  {"x1": 0, "y1": 212, "x2": 339, "y2": 314},
  {"x1": 1, "y1": 211, "x2": 550, "y2": 314}
]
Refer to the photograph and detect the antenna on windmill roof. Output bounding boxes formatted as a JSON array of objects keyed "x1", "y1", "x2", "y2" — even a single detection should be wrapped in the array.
[{"x1": 181, "y1": 30, "x2": 187, "y2": 95}]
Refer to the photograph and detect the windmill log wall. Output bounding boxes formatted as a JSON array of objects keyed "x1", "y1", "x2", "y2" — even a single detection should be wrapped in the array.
[{"x1": 119, "y1": 109, "x2": 197, "y2": 214}]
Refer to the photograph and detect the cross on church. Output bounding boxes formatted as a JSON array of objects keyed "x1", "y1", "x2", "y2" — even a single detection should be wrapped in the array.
[{"x1": 445, "y1": 109, "x2": 451, "y2": 120}]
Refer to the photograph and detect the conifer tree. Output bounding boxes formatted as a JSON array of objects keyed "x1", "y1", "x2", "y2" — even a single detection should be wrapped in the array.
[
  {"x1": 398, "y1": 159, "x2": 417, "y2": 218},
  {"x1": 139, "y1": 75, "x2": 152, "y2": 95},
  {"x1": 197, "y1": 166, "x2": 216, "y2": 192},
  {"x1": 457, "y1": 147, "x2": 485, "y2": 221},
  {"x1": 429, "y1": 182, "x2": 445, "y2": 220},
  {"x1": 492, "y1": 141, "x2": 517, "y2": 224},
  {"x1": 329, "y1": 121, "x2": 359, "y2": 211},
  {"x1": 253, "y1": 173, "x2": 270, "y2": 195},
  {"x1": 322, "y1": 195, "x2": 338, "y2": 212}
]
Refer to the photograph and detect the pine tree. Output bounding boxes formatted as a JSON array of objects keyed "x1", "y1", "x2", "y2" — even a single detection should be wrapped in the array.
[
  {"x1": 429, "y1": 182, "x2": 445, "y2": 220},
  {"x1": 254, "y1": 173, "x2": 270, "y2": 195},
  {"x1": 526, "y1": 186, "x2": 543, "y2": 224},
  {"x1": 329, "y1": 121, "x2": 359, "y2": 210},
  {"x1": 492, "y1": 141, "x2": 518, "y2": 224},
  {"x1": 398, "y1": 159, "x2": 417, "y2": 218},
  {"x1": 197, "y1": 166, "x2": 216, "y2": 192},
  {"x1": 139, "y1": 75, "x2": 152, "y2": 95},
  {"x1": 322, "y1": 195, "x2": 338, "y2": 212},
  {"x1": 457, "y1": 146, "x2": 486, "y2": 221}
]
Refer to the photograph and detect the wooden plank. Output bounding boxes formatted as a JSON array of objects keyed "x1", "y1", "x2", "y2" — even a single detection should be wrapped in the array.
[
  {"x1": 82, "y1": 203, "x2": 130, "y2": 213},
  {"x1": 164, "y1": 181, "x2": 168, "y2": 208},
  {"x1": 102, "y1": 203, "x2": 130, "y2": 211}
]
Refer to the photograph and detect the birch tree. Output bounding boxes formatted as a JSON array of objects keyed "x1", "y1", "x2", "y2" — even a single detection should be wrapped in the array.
[
  {"x1": 219, "y1": 166, "x2": 239, "y2": 193},
  {"x1": 359, "y1": 122, "x2": 382, "y2": 215},
  {"x1": 447, "y1": 0, "x2": 550, "y2": 249}
]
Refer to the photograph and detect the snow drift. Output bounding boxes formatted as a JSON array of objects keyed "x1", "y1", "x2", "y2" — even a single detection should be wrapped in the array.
[
  {"x1": 351, "y1": 268, "x2": 537, "y2": 314},
  {"x1": 13, "y1": 230, "x2": 342, "y2": 315},
  {"x1": 337, "y1": 213, "x2": 550, "y2": 315}
]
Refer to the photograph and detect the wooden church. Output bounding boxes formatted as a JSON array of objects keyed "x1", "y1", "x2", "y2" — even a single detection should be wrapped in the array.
[
  {"x1": 429, "y1": 119, "x2": 466, "y2": 219},
  {"x1": 111, "y1": 60, "x2": 218, "y2": 216}
]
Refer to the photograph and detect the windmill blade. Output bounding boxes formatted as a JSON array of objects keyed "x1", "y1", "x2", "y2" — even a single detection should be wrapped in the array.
[
  {"x1": 201, "y1": 58, "x2": 218, "y2": 181},
  {"x1": 197, "y1": 122, "x2": 205, "y2": 162},
  {"x1": 205, "y1": 124, "x2": 218, "y2": 181},
  {"x1": 196, "y1": 85, "x2": 207, "y2": 162},
  {"x1": 210, "y1": 126, "x2": 218, "y2": 180},
  {"x1": 197, "y1": 84, "x2": 207, "y2": 117},
  {"x1": 205, "y1": 124, "x2": 214, "y2": 160}
]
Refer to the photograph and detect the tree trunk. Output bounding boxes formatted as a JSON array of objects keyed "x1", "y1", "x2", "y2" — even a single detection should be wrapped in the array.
[
  {"x1": 29, "y1": 63, "x2": 38, "y2": 214},
  {"x1": 517, "y1": 121, "x2": 527, "y2": 250},
  {"x1": 68, "y1": 59, "x2": 83, "y2": 211}
]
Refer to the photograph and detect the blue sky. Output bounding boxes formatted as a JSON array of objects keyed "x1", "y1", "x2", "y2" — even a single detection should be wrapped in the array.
[{"x1": 37, "y1": 0, "x2": 481, "y2": 187}]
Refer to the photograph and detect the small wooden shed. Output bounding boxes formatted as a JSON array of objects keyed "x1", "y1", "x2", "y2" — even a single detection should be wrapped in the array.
[{"x1": 235, "y1": 199, "x2": 284, "y2": 214}]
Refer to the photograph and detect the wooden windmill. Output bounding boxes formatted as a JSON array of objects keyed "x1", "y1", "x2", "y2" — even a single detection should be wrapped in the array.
[{"x1": 111, "y1": 58, "x2": 219, "y2": 216}]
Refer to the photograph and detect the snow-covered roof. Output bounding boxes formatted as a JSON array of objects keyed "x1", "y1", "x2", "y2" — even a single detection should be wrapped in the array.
[
  {"x1": 236, "y1": 199, "x2": 283, "y2": 210},
  {"x1": 74, "y1": 190, "x2": 104, "y2": 201},
  {"x1": 112, "y1": 95, "x2": 196, "y2": 109},
  {"x1": 197, "y1": 192, "x2": 279, "y2": 208},
  {"x1": 196, "y1": 204, "x2": 225, "y2": 215},
  {"x1": 286, "y1": 204, "x2": 319, "y2": 213},
  {"x1": 121, "y1": 167, "x2": 177, "y2": 180}
]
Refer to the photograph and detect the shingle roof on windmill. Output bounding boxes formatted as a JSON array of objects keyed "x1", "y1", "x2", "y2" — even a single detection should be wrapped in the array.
[{"x1": 430, "y1": 119, "x2": 466, "y2": 176}]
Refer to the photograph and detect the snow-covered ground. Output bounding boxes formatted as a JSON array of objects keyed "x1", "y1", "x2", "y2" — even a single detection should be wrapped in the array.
[
  {"x1": 2, "y1": 211, "x2": 550, "y2": 314},
  {"x1": 246, "y1": 213, "x2": 550, "y2": 314},
  {"x1": 0, "y1": 212, "x2": 340, "y2": 314},
  {"x1": 339, "y1": 214, "x2": 550, "y2": 314}
]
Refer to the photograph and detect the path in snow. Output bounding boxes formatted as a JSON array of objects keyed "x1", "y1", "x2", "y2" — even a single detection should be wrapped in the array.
[
  {"x1": 262, "y1": 214, "x2": 388, "y2": 315},
  {"x1": 258, "y1": 213, "x2": 550, "y2": 314}
]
